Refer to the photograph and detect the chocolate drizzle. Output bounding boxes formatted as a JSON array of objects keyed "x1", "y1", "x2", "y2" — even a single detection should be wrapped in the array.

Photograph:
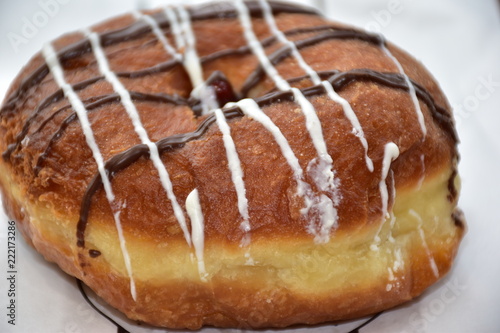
[
  {"x1": 452, "y1": 208, "x2": 465, "y2": 229},
  {"x1": 0, "y1": 1, "x2": 317, "y2": 116},
  {"x1": 0, "y1": 24, "x2": 343, "y2": 121},
  {"x1": 118, "y1": 25, "x2": 342, "y2": 80},
  {"x1": 447, "y1": 168, "x2": 458, "y2": 202},
  {"x1": 3, "y1": 76, "x2": 101, "y2": 159},
  {"x1": 32, "y1": 91, "x2": 188, "y2": 175},
  {"x1": 76, "y1": 279, "x2": 130, "y2": 333},
  {"x1": 75, "y1": 68, "x2": 456, "y2": 248},
  {"x1": 240, "y1": 29, "x2": 383, "y2": 95},
  {"x1": 1, "y1": 23, "x2": 382, "y2": 164},
  {"x1": 89, "y1": 249, "x2": 101, "y2": 258},
  {"x1": 347, "y1": 312, "x2": 383, "y2": 333}
]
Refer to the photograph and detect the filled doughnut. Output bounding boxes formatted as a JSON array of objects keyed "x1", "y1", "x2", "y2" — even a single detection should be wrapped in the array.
[{"x1": 0, "y1": 0, "x2": 465, "y2": 329}]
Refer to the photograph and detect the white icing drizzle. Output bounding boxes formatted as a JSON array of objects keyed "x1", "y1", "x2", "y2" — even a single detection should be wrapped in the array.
[
  {"x1": 164, "y1": 5, "x2": 217, "y2": 113},
  {"x1": 379, "y1": 142, "x2": 400, "y2": 220},
  {"x1": 83, "y1": 29, "x2": 192, "y2": 248},
  {"x1": 371, "y1": 142, "x2": 399, "y2": 250},
  {"x1": 186, "y1": 189, "x2": 208, "y2": 282},
  {"x1": 42, "y1": 43, "x2": 114, "y2": 202},
  {"x1": 321, "y1": 82, "x2": 374, "y2": 172},
  {"x1": 292, "y1": 87, "x2": 341, "y2": 214},
  {"x1": 234, "y1": 0, "x2": 340, "y2": 242},
  {"x1": 290, "y1": 87, "x2": 340, "y2": 206},
  {"x1": 386, "y1": 267, "x2": 394, "y2": 291},
  {"x1": 388, "y1": 267, "x2": 395, "y2": 280},
  {"x1": 258, "y1": 0, "x2": 320, "y2": 84},
  {"x1": 416, "y1": 154, "x2": 426, "y2": 190},
  {"x1": 236, "y1": 0, "x2": 331, "y2": 165},
  {"x1": 291, "y1": 87, "x2": 336, "y2": 190},
  {"x1": 385, "y1": 244, "x2": 404, "y2": 291},
  {"x1": 387, "y1": 173, "x2": 397, "y2": 243},
  {"x1": 234, "y1": 0, "x2": 289, "y2": 91},
  {"x1": 42, "y1": 42, "x2": 137, "y2": 301},
  {"x1": 112, "y1": 209, "x2": 137, "y2": 299},
  {"x1": 136, "y1": 9, "x2": 218, "y2": 112},
  {"x1": 386, "y1": 247, "x2": 404, "y2": 291},
  {"x1": 176, "y1": 6, "x2": 204, "y2": 89},
  {"x1": 393, "y1": 247, "x2": 404, "y2": 272},
  {"x1": 214, "y1": 108, "x2": 250, "y2": 244},
  {"x1": 164, "y1": 7, "x2": 185, "y2": 51},
  {"x1": 258, "y1": 0, "x2": 373, "y2": 172},
  {"x1": 309, "y1": 194, "x2": 338, "y2": 243},
  {"x1": 380, "y1": 42, "x2": 427, "y2": 137},
  {"x1": 234, "y1": 99, "x2": 305, "y2": 190},
  {"x1": 131, "y1": 11, "x2": 182, "y2": 62},
  {"x1": 234, "y1": 99, "x2": 336, "y2": 243},
  {"x1": 21, "y1": 135, "x2": 29, "y2": 147},
  {"x1": 231, "y1": 98, "x2": 308, "y2": 201},
  {"x1": 244, "y1": 252, "x2": 255, "y2": 266},
  {"x1": 409, "y1": 209, "x2": 439, "y2": 278}
]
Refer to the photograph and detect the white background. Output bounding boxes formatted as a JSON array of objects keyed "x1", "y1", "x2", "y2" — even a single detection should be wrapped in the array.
[{"x1": 0, "y1": 0, "x2": 499, "y2": 332}]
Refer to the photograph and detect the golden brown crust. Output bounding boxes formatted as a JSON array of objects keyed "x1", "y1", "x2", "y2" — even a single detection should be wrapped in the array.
[{"x1": 0, "y1": 1, "x2": 464, "y2": 329}]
